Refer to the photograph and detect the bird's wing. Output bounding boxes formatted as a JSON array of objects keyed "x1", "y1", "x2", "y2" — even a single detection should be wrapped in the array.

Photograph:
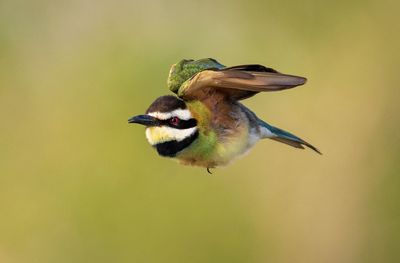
[{"x1": 177, "y1": 65, "x2": 307, "y2": 100}]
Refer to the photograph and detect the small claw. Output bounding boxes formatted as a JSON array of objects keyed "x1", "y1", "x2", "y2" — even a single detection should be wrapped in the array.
[{"x1": 207, "y1": 167, "x2": 213, "y2": 175}]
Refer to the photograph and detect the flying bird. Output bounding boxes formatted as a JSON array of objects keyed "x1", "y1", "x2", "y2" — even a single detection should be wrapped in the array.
[{"x1": 129, "y1": 58, "x2": 320, "y2": 173}]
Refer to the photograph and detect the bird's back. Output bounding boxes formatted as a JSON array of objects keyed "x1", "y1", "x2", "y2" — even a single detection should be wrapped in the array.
[{"x1": 167, "y1": 58, "x2": 225, "y2": 94}]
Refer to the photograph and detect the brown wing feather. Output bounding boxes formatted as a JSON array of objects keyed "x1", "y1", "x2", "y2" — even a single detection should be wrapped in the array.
[{"x1": 178, "y1": 68, "x2": 307, "y2": 100}]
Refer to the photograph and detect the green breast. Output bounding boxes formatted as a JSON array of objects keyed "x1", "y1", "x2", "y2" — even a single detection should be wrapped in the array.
[{"x1": 175, "y1": 100, "x2": 218, "y2": 167}]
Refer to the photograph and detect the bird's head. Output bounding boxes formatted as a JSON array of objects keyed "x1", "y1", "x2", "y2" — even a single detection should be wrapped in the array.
[{"x1": 128, "y1": 95, "x2": 199, "y2": 157}]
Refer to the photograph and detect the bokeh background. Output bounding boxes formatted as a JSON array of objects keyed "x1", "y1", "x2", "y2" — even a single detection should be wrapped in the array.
[{"x1": 0, "y1": 0, "x2": 399, "y2": 262}]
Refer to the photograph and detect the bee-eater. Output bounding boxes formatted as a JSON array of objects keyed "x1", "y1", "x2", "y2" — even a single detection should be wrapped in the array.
[{"x1": 129, "y1": 58, "x2": 320, "y2": 173}]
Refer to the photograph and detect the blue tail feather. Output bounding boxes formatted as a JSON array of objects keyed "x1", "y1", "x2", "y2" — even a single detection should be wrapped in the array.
[{"x1": 258, "y1": 120, "x2": 321, "y2": 154}]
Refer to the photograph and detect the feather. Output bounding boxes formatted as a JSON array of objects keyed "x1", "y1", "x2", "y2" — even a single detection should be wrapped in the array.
[
  {"x1": 178, "y1": 69, "x2": 307, "y2": 100},
  {"x1": 259, "y1": 120, "x2": 321, "y2": 154}
]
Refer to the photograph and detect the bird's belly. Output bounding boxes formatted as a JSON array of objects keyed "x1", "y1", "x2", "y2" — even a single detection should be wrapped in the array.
[
  {"x1": 214, "y1": 128, "x2": 260, "y2": 165},
  {"x1": 176, "y1": 126, "x2": 260, "y2": 168}
]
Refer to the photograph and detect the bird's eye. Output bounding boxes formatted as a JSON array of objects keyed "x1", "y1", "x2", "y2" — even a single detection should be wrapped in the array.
[{"x1": 169, "y1": 117, "x2": 180, "y2": 126}]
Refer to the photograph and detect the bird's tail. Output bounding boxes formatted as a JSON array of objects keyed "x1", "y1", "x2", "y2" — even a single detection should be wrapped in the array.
[{"x1": 258, "y1": 120, "x2": 321, "y2": 154}]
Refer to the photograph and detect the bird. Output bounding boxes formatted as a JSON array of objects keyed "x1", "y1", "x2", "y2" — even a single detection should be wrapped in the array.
[{"x1": 129, "y1": 58, "x2": 320, "y2": 173}]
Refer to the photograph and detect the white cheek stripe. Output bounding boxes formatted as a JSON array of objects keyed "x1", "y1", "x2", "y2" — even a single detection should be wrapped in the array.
[
  {"x1": 146, "y1": 126, "x2": 197, "y2": 145},
  {"x1": 148, "y1": 109, "x2": 192, "y2": 120}
]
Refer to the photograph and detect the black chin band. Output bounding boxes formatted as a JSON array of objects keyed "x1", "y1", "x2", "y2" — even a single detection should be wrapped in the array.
[{"x1": 155, "y1": 130, "x2": 199, "y2": 157}]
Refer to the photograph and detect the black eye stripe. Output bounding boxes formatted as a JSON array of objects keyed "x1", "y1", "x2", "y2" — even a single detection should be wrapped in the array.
[{"x1": 160, "y1": 118, "x2": 197, "y2": 129}]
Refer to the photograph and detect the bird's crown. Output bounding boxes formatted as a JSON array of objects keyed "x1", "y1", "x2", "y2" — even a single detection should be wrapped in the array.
[{"x1": 145, "y1": 95, "x2": 187, "y2": 115}]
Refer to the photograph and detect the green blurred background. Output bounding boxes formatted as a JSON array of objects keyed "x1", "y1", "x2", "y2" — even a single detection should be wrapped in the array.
[{"x1": 0, "y1": 0, "x2": 399, "y2": 262}]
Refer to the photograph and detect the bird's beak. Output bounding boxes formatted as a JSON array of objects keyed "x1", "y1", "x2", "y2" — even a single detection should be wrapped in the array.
[{"x1": 128, "y1": 114, "x2": 159, "y2": 126}]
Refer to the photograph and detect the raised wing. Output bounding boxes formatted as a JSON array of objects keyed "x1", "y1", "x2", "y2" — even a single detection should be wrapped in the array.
[{"x1": 176, "y1": 65, "x2": 307, "y2": 100}]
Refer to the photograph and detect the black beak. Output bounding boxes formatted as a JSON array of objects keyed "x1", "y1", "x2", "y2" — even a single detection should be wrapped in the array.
[{"x1": 128, "y1": 114, "x2": 159, "y2": 126}]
